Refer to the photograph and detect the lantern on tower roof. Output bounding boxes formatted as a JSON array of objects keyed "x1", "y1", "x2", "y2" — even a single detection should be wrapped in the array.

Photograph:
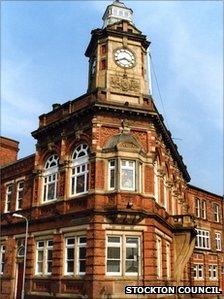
[{"x1": 102, "y1": 0, "x2": 133, "y2": 28}]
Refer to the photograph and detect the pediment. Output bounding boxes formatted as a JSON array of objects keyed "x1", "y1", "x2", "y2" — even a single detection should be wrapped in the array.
[
  {"x1": 116, "y1": 141, "x2": 139, "y2": 150},
  {"x1": 107, "y1": 20, "x2": 142, "y2": 35},
  {"x1": 104, "y1": 133, "x2": 141, "y2": 152}
]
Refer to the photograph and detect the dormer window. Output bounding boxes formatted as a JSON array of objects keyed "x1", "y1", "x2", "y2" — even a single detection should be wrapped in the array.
[{"x1": 43, "y1": 155, "x2": 59, "y2": 203}]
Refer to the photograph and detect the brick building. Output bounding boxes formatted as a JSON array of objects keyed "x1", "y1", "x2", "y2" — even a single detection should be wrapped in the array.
[{"x1": 1, "y1": 1, "x2": 223, "y2": 299}]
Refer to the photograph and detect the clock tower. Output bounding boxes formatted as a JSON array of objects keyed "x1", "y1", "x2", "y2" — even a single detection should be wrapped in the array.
[{"x1": 85, "y1": 0, "x2": 151, "y2": 106}]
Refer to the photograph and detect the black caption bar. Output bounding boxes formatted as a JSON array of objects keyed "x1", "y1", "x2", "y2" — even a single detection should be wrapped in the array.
[{"x1": 125, "y1": 286, "x2": 222, "y2": 295}]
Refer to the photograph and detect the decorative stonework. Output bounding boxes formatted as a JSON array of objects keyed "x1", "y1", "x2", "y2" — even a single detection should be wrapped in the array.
[{"x1": 110, "y1": 75, "x2": 140, "y2": 93}]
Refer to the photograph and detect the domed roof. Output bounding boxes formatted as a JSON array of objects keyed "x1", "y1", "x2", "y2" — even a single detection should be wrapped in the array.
[{"x1": 112, "y1": 0, "x2": 126, "y2": 8}]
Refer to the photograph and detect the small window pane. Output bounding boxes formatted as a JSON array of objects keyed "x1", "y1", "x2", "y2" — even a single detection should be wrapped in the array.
[
  {"x1": 48, "y1": 183, "x2": 55, "y2": 199},
  {"x1": 37, "y1": 251, "x2": 43, "y2": 261},
  {"x1": 79, "y1": 260, "x2": 86, "y2": 273},
  {"x1": 79, "y1": 247, "x2": 86, "y2": 259},
  {"x1": 67, "y1": 248, "x2": 74, "y2": 259},
  {"x1": 126, "y1": 260, "x2": 138, "y2": 273},
  {"x1": 67, "y1": 238, "x2": 75, "y2": 245},
  {"x1": 48, "y1": 250, "x2": 52, "y2": 260},
  {"x1": 121, "y1": 169, "x2": 134, "y2": 189},
  {"x1": 79, "y1": 237, "x2": 86, "y2": 244},
  {"x1": 108, "y1": 236, "x2": 120, "y2": 243},
  {"x1": 67, "y1": 261, "x2": 74, "y2": 273},
  {"x1": 37, "y1": 262, "x2": 43, "y2": 273},
  {"x1": 126, "y1": 237, "x2": 138, "y2": 244},
  {"x1": 107, "y1": 260, "x2": 120, "y2": 273},
  {"x1": 47, "y1": 261, "x2": 52, "y2": 273},
  {"x1": 76, "y1": 175, "x2": 85, "y2": 193},
  {"x1": 107, "y1": 247, "x2": 120, "y2": 259},
  {"x1": 126, "y1": 247, "x2": 137, "y2": 259},
  {"x1": 37, "y1": 241, "x2": 44, "y2": 248}
]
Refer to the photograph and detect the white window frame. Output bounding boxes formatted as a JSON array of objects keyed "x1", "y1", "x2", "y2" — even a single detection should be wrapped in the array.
[
  {"x1": 195, "y1": 198, "x2": 200, "y2": 218},
  {"x1": 156, "y1": 236, "x2": 162, "y2": 278},
  {"x1": 213, "y1": 204, "x2": 220, "y2": 222},
  {"x1": 193, "y1": 264, "x2": 204, "y2": 280},
  {"x1": 35, "y1": 240, "x2": 53, "y2": 276},
  {"x1": 120, "y1": 160, "x2": 135, "y2": 191},
  {"x1": 43, "y1": 155, "x2": 59, "y2": 203},
  {"x1": 195, "y1": 229, "x2": 210, "y2": 250},
  {"x1": 16, "y1": 180, "x2": 24, "y2": 210},
  {"x1": 70, "y1": 144, "x2": 89, "y2": 196},
  {"x1": 166, "y1": 241, "x2": 171, "y2": 278},
  {"x1": 139, "y1": 163, "x2": 142, "y2": 193},
  {"x1": 65, "y1": 236, "x2": 86, "y2": 276},
  {"x1": 201, "y1": 200, "x2": 206, "y2": 219},
  {"x1": 108, "y1": 160, "x2": 116, "y2": 190},
  {"x1": 5, "y1": 184, "x2": 13, "y2": 213},
  {"x1": 215, "y1": 233, "x2": 222, "y2": 251},
  {"x1": 0, "y1": 245, "x2": 6, "y2": 275},
  {"x1": 209, "y1": 265, "x2": 218, "y2": 280},
  {"x1": 106, "y1": 234, "x2": 141, "y2": 276}
]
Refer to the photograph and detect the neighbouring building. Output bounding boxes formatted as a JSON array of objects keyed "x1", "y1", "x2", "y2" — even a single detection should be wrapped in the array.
[{"x1": 1, "y1": 1, "x2": 223, "y2": 299}]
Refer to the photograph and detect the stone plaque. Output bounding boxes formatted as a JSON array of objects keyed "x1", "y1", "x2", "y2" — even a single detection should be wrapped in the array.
[{"x1": 110, "y1": 75, "x2": 140, "y2": 93}]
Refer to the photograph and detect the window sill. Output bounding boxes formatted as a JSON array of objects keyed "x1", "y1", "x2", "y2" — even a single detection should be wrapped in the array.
[
  {"x1": 61, "y1": 275, "x2": 85, "y2": 279},
  {"x1": 41, "y1": 199, "x2": 58, "y2": 205},
  {"x1": 34, "y1": 275, "x2": 52, "y2": 278},
  {"x1": 193, "y1": 278, "x2": 204, "y2": 280},
  {"x1": 195, "y1": 247, "x2": 211, "y2": 251},
  {"x1": 105, "y1": 275, "x2": 142, "y2": 279},
  {"x1": 209, "y1": 278, "x2": 218, "y2": 281},
  {"x1": 69, "y1": 192, "x2": 88, "y2": 198}
]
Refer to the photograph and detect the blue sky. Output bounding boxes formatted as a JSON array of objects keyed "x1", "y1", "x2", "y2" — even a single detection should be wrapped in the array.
[{"x1": 1, "y1": 0, "x2": 223, "y2": 195}]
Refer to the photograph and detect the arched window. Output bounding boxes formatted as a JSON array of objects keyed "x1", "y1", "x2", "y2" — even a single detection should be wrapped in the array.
[
  {"x1": 43, "y1": 154, "x2": 59, "y2": 202},
  {"x1": 163, "y1": 176, "x2": 168, "y2": 210},
  {"x1": 154, "y1": 160, "x2": 159, "y2": 203},
  {"x1": 71, "y1": 144, "x2": 89, "y2": 196},
  {"x1": 17, "y1": 245, "x2": 25, "y2": 258}
]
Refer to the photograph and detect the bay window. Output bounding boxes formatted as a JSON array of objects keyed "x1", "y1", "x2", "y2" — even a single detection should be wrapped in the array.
[
  {"x1": 43, "y1": 155, "x2": 59, "y2": 202},
  {"x1": 71, "y1": 144, "x2": 89, "y2": 196},
  {"x1": 107, "y1": 159, "x2": 139, "y2": 191},
  {"x1": 106, "y1": 235, "x2": 140, "y2": 276}
]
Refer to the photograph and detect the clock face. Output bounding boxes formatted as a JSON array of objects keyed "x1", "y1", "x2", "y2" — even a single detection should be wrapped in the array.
[
  {"x1": 91, "y1": 58, "x2": 96, "y2": 75},
  {"x1": 114, "y1": 48, "x2": 135, "y2": 68}
]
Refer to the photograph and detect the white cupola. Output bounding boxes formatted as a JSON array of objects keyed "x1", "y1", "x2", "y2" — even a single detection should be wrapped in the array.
[{"x1": 102, "y1": 0, "x2": 133, "y2": 28}]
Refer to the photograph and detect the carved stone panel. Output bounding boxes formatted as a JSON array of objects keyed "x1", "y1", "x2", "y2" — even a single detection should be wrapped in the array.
[{"x1": 110, "y1": 75, "x2": 140, "y2": 94}]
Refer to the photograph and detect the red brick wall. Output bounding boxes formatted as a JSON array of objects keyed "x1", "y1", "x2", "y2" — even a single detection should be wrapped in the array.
[{"x1": 0, "y1": 136, "x2": 19, "y2": 166}]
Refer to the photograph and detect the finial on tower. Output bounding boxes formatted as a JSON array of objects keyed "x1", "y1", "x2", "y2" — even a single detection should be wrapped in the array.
[{"x1": 102, "y1": 0, "x2": 133, "y2": 28}]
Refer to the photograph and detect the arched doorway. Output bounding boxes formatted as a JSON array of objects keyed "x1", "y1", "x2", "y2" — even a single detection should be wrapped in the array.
[{"x1": 15, "y1": 245, "x2": 25, "y2": 299}]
